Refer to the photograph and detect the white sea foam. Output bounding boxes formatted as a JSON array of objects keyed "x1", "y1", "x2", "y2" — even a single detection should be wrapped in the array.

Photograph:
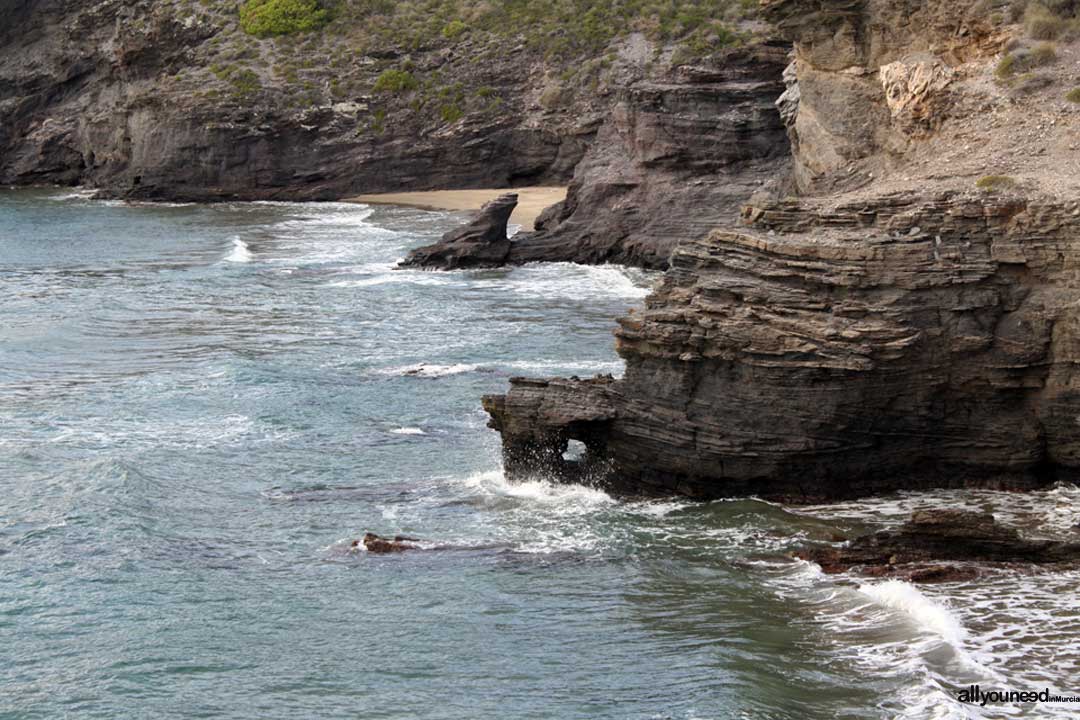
[
  {"x1": 324, "y1": 264, "x2": 453, "y2": 288},
  {"x1": 387, "y1": 363, "x2": 482, "y2": 378},
  {"x1": 447, "y1": 470, "x2": 616, "y2": 554},
  {"x1": 793, "y1": 483, "x2": 1080, "y2": 539},
  {"x1": 223, "y1": 236, "x2": 253, "y2": 263},
  {"x1": 500, "y1": 359, "x2": 624, "y2": 375},
  {"x1": 504, "y1": 263, "x2": 655, "y2": 300},
  {"x1": 457, "y1": 470, "x2": 614, "y2": 510},
  {"x1": 390, "y1": 427, "x2": 426, "y2": 435},
  {"x1": 47, "y1": 188, "x2": 99, "y2": 201},
  {"x1": 764, "y1": 560, "x2": 1003, "y2": 718},
  {"x1": 377, "y1": 358, "x2": 623, "y2": 379},
  {"x1": 859, "y1": 580, "x2": 968, "y2": 647}
]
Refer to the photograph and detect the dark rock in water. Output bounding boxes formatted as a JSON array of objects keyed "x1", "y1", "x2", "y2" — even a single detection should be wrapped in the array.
[
  {"x1": 400, "y1": 194, "x2": 518, "y2": 270},
  {"x1": 796, "y1": 510, "x2": 1080, "y2": 581},
  {"x1": 359, "y1": 533, "x2": 418, "y2": 554}
]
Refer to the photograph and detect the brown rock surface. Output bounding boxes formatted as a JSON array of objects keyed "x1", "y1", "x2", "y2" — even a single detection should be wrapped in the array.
[
  {"x1": 485, "y1": 187, "x2": 1080, "y2": 500},
  {"x1": 797, "y1": 509, "x2": 1080, "y2": 580}
]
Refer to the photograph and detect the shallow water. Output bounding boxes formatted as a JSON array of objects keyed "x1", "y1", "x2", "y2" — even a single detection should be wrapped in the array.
[{"x1": 2, "y1": 189, "x2": 1078, "y2": 719}]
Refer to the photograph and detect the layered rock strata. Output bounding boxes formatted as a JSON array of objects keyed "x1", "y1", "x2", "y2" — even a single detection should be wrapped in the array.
[
  {"x1": 481, "y1": 0, "x2": 1080, "y2": 499},
  {"x1": 401, "y1": 43, "x2": 792, "y2": 270},
  {"x1": 0, "y1": 0, "x2": 591, "y2": 200},
  {"x1": 484, "y1": 190, "x2": 1080, "y2": 500}
]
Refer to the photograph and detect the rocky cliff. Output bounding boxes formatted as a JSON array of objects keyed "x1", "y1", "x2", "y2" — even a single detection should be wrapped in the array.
[
  {"x1": 0, "y1": 0, "x2": 759, "y2": 205},
  {"x1": 362, "y1": 39, "x2": 794, "y2": 269},
  {"x1": 482, "y1": 0, "x2": 1080, "y2": 500},
  {"x1": 496, "y1": 42, "x2": 792, "y2": 269}
]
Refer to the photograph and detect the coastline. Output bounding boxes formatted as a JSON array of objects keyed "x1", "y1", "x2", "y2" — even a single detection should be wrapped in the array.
[{"x1": 344, "y1": 186, "x2": 566, "y2": 231}]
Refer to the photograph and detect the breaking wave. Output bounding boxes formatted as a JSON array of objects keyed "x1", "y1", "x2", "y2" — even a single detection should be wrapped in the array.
[{"x1": 223, "y1": 236, "x2": 253, "y2": 263}]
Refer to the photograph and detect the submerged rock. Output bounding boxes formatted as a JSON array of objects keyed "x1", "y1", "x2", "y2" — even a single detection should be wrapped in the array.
[
  {"x1": 796, "y1": 510, "x2": 1080, "y2": 581},
  {"x1": 400, "y1": 193, "x2": 517, "y2": 270}
]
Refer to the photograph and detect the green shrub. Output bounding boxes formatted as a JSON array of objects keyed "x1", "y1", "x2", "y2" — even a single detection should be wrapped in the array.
[
  {"x1": 1030, "y1": 41, "x2": 1058, "y2": 64},
  {"x1": 373, "y1": 69, "x2": 419, "y2": 93},
  {"x1": 240, "y1": 0, "x2": 328, "y2": 37},
  {"x1": 369, "y1": 108, "x2": 387, "y2": 134},
  {"x1": 539, "y1": 85, "x2": 565, "y2": 109},
  {"x1": 996, "y1": 42, "x2": 1058, "y2": 80},
  {"x1": 995, "y1": 53, "x2": 1018, "y2": 78},
  {"x1": 976, "y1": 175, "x2": 1018, "y2": 191},
  {"x1": 439, "y1": 103, "x2": 464, "y2": 123},
  {"x1": 1026, "y1": 3, "x2": 1064, "y2": 38},
  {"x1": 1013, "y1": 72, "x2": 1054, "y2": 93},
  {"x1": 229, "y1": 69, "x2": 262, "y2": 97},
  {"x1": 442, "y1": 20, "x2": 468, "y2": 40},
  {"x1": 1066, "y1": 87, "x2": 1080, "y2": 102}
]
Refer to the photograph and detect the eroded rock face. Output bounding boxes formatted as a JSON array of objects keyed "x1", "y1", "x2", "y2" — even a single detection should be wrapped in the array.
[
  {"x1": 508, "y1": 43, "x2": 792, "y2": 269},
  {"x1": 400, "y1": 193, "x2": 517, "y2": 270},
  {"x1": 797, "y1": 509, "x2": 1080, "y2": 580},
  {"x1": 761, "y1": 0, "x2": 1004, "y2": 191},
  {"x1": 481, "y1": 0, "x2": 1080, "y2": 501},
  {"x1": 0, "y1": 0, "x2": 588, "y2": 200},
  {"x1": 402, "y1": 43, "x2": 793, "y2": 270},
  {"x1": 879, "y1": 54, "x2": 954, "y2": 135},
  {"x1": 484, "y1": 190, "x2": 1080, "y2": 501}
]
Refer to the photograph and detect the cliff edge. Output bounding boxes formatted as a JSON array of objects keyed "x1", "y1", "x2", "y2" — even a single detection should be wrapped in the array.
[{"x1": 482, "y1": 0, "x2": 1080, "y2": 500}]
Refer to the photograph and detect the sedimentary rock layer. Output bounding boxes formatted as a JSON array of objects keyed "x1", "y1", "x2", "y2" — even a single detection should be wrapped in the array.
[
  {"x1": 484, "y1": 191, "x2": 1080, "y2": 500},
  {"x1": 398, "y1": 43, "x2": 792, "y2": 270},
  {"x1": 0, "y1": 0, "x2": 589, "y2": 200}
]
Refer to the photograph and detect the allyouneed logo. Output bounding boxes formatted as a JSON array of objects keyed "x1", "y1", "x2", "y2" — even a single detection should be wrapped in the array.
[{"x1": 957, "y1": 685, "x2": 1080, "y2": 707}]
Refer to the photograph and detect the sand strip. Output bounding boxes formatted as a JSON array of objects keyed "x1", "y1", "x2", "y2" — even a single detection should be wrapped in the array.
[{"x1": 344, "y1": 187, "x2": 566, "y2": 231}]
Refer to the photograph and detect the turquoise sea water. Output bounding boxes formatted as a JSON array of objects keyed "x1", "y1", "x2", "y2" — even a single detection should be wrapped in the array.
[{"x1": 2, "y1": 189, "x2": 1078, "y2": 719}]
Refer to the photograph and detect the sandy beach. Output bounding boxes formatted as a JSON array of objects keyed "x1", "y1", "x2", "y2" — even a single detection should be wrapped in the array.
[{"x1": 345, "y1": 186, "x2": 566, "y2": 231}]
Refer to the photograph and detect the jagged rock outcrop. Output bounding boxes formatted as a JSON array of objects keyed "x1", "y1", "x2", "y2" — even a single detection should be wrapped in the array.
[
  {"x1": 504, "y1": 43, "x2": 793, "y2": 269},
  {"x1": 797, "y1": 510, "x2": 1080, "y2": 581},
  {"x1": 400, "y1": 193, "x2": 517, "y2": 269},
  {"x1": 484, "y1": 190, "x2": 1080, "y2": 500},
  {"x1": 402, "y1": 43, "x2": 792, "y2": 270}
]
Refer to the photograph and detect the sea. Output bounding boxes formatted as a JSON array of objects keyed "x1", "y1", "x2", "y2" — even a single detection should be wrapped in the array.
[{"x1": 1, "y1": 188, "x2": 1078, "y2": 719}]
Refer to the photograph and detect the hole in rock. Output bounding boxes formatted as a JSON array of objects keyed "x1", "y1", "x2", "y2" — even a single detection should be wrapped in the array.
[{"x1": 563, "y1": 439, "x2": 587, "y2": 462}]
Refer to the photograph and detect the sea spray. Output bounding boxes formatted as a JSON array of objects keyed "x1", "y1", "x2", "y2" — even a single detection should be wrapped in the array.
[
  {"x1": 859, "y1": 579, "x2": 968, "y2": 646},
  {"x1": 224, "y1": 236, "x2": 253, "y2": 263}
]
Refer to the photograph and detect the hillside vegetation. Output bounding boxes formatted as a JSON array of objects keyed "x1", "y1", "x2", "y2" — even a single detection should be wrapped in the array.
[{"x1": 159, "y1": 0, "x2": 758, "y2": 134}]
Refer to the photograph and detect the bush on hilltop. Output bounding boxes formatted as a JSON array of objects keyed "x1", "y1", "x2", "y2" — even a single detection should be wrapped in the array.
[{"x1": 240, "y1": 0, "x2": 329, "y2": 37}]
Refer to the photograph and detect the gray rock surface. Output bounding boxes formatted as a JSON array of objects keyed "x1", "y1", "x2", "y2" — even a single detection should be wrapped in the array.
[
  {"x1": 484, "y1": 190, "x2": 1080, "y2": 500},
  {"x1": 399, "y1": 193, "x2": 517, "y2": 270}
]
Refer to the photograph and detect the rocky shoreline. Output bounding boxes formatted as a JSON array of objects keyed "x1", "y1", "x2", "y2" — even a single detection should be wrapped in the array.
[
  {"x1": 7, "y1": 0, "x2": 1080, "y2": 575},
  {"x1": 795, "y1": 508, "x2": 1080, "y2": 583}
]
